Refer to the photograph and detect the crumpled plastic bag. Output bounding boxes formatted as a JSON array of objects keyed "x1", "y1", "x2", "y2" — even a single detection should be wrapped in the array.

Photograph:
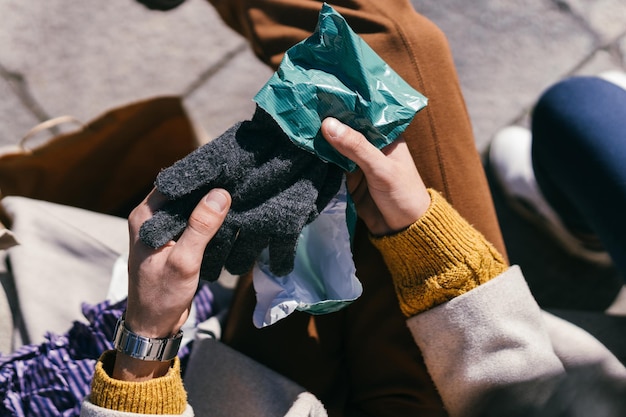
[
  {"x1": 250, "y1": 3, "x2": 428, "y2": 325},
  {"x1": 254, "y1": 3, "x2": 428, "y2": 172},
  {"x1": 252, "y1": 182, "x2": 361, "y2": 327}
]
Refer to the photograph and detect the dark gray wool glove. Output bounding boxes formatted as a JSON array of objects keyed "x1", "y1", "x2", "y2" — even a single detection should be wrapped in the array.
[{"x1": 139, "y1": 106, "x2": 344, "y2": 281}]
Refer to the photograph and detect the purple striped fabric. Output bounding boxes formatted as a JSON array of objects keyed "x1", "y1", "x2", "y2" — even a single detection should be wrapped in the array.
[{"x1": 0, "y1": 283, "x2": 216, "y2": 417}]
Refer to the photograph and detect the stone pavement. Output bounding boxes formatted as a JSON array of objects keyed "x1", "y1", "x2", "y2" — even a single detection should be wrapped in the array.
[
  {"x1": 3, "y1": 0, "x2": 626, "y2": 150},
  {"x1": 1, "y1": 0, "x2": 626, "y2": 314}
]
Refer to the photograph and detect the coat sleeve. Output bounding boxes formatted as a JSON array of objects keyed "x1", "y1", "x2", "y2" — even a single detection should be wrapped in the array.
[
  {"x1": 80, "y1": 400, "x2": 194, "y2": 417},
  {"x1": 407, "y1": 265, "x2": 626, "y2": 417}
]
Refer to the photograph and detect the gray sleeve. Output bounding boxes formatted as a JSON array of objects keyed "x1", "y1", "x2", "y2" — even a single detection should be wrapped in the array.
[
  {"x1": 540, "y1": 310, "x2": 626, "y2": 379},
  {"x1": 407, "y1": 266, "x2": 566, "y2": 416}
]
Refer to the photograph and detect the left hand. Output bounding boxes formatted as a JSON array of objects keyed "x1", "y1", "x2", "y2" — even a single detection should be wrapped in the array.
[
  {"x1": 113, "y1": 187, "x2": 231, "y2": 381},
  {"x1": 321, "y1": 117, "x2": 430, "y2": 235}
]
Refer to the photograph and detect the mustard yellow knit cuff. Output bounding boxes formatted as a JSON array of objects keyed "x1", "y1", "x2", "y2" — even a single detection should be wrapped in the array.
[
  {"x1": 370, "y1": 189, "x2": 507, "y2": 317},
  {"x1": 89, "y1": 350, "x2": 187, "y2": 414}
]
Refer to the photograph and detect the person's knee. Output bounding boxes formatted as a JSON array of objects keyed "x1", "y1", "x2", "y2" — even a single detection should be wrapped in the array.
[
  {"x1": 533, "y1": 76, "x2": 620, "y2": 134},
  {"x1": 534, "y1": 77, "x2": 591, "y2": 127},
  {"x1": 531, "y1": 77, "x2": 605, "y2": 155}
]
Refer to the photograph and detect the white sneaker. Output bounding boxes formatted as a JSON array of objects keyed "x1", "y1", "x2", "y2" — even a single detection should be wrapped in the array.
[
  {"x1": 598, "y1": 70, "x2": 626, "y2": 91},
  {"x1": 489, "y1": 126, "x2": 612, "y2": 266}
]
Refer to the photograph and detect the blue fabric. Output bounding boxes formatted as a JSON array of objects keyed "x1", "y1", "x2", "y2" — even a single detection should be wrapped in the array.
[
  {"x1": 531, "y1": 76, "x2": 626, "y2": 277},
  {"x1": 0, "y1": 283, "x2": 216, "y2": 417}
]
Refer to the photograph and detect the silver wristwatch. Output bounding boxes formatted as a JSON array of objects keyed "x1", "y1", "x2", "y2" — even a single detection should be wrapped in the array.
[{"x1": 113, "y1": 316, "x2": 183, "y2": 362}]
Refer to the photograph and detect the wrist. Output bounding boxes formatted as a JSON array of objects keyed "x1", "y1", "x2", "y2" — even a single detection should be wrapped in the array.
[
  {"x1": 123, "y1": 300, "x2": 186, "y2": 339},
  {"x1": 111, "y1": 314, "x2": 183, "y2": 380},
  {"x1": 376, "y1": 186, "x2": 431, "y2": 236},
  {"x1": 112, "y1": 351, "x2": 172, "y2": 381},
  {"x1": 371, "y1": 189, "x2": 507, "y2": 316}
]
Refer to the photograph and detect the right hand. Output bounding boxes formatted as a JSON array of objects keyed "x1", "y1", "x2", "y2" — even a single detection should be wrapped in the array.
[{"x1": 321, "y1": 117, "x2": 431, "y2": 236}]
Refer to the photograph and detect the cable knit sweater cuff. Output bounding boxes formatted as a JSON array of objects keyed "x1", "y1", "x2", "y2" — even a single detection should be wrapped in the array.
[
  {"x1": 89, "y1": 350, "x2": 188, "y2": 414},
  {"x1": 370, "y1": 189, "x2": 507, "y2": 317}
]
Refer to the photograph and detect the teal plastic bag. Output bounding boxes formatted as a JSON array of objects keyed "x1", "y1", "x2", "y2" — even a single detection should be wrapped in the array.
[
  {"x1": 250, "y1": 4, "x2": 428, "y2": 325},
  {"x1": 254, "y1": 3, "x2": 428, "y2": 172}
]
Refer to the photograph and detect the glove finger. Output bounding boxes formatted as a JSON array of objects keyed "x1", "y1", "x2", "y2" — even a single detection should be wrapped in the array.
[
  {"x1": 260, "y1": 179, "x2": 318, "y2": 236},
  {"x1": 138, "y1": 193, "x2": 201, "y2": 247},
  {"x1": 231, "y1": 148, "x2": 315, "y2": 208},
  {"x1": 231, "y1": 181, "x2": 316, "y2": 276},
  {"x1": 139, "y1": 209, "x2": 187, "y2": 248},
  {"x1": 262, "y1": 165, "x2": 342, "y2": 276},
  {"x1": 224, "y1": 230, "x2": 269, "y2": 276},
  {"x1": 268, "y1": 234, "x2": 301, "y2": 277},
  {"x1": 281, "y1": 159, "x2": 337, "y2": 225},
  {"x1": 199, "y1": 221, "x2": 237, "y2": 281}
]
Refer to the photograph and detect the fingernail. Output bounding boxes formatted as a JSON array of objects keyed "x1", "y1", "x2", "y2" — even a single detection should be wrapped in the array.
[
  {"x1": 325, "y1": 118, "x2": 346, "y2": 139},
  {"x1": 205, "y1": 189, "x2": 229, "y2": 213}
]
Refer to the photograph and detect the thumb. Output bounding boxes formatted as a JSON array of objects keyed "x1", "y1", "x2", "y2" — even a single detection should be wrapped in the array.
[
  {"x1": 174, "y1": 189, "x2": 231, "y2": 259},
  {"x1": 321, "y1": 117, "x2": 386, "y2": 174}
]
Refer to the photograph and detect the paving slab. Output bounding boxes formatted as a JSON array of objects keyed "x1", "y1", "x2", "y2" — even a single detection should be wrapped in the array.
[
  {"x1": 572, "y1": 49, "x2": 624, "y2": 80},
  {"x1": 619, "y1": 36, "x2": 626, "y2": 64},
  {"x1": 566, "y1": 0, "x2": 626, "y2": 44},
  {"x1": 0, "y1": 0, "x2": 236, "y2": 144},
  {"x1": 184, "y1": 45, "x2": 273, "y2": 141},
  {"x1": 411, "y1": 0, "x2": 601, "y2": 151},
  {"x1": 2, "y1": 0, "x2": 625, "y2": 150},
  {"x1": 0, "y1": 75, "x2": 39, "y2": 147}
]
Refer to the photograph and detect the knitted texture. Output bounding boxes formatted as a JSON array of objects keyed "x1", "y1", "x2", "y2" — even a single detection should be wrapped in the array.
[
  {"x1": 89, "y1": 350, "x2": 187, "y2": 414},
  {"x1": 139, "y1": 106, "x2": 343, "y2": 281},
  {"x1": 371, "y1": 189, "x2": 507, "y2": 317}
]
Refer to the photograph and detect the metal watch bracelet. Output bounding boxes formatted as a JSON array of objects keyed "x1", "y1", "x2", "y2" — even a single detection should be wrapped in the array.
[{"x1": 113, "y1": 316, "x2": 183, "y2": 362}]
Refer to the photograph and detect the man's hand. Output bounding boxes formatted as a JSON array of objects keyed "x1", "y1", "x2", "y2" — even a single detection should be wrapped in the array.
[
  {"x1": 113, "y1": 188, "x2": 231, "y2": 381},
  {"x1": 321, "y1": 117, "x2": 430, "y2": 236}
]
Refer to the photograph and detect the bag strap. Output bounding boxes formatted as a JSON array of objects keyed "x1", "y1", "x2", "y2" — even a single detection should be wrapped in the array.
[{"x1": 19, "y1": 116, "x2": 84, "y2": 151}]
